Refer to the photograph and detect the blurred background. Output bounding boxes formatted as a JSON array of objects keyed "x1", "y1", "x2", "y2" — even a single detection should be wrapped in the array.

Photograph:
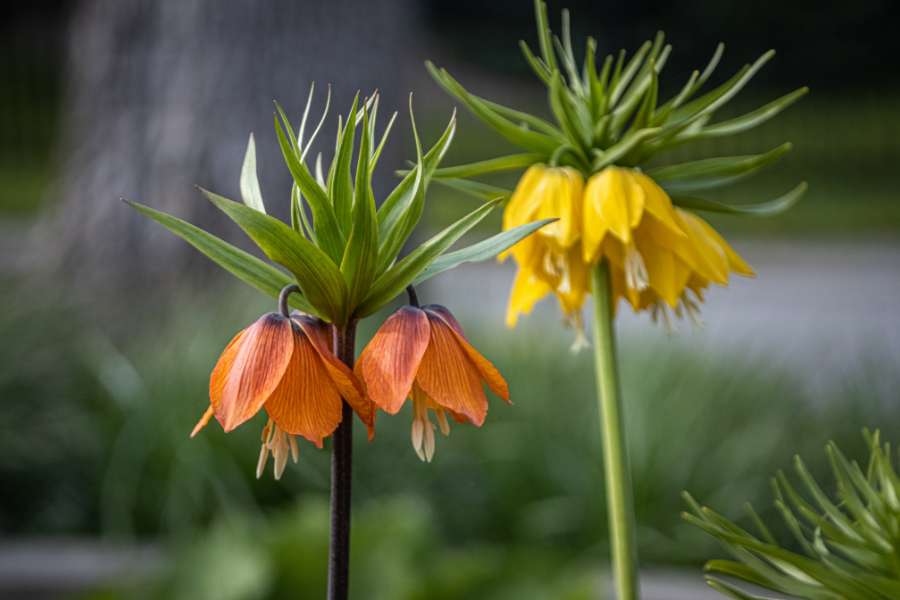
[{"x1": 1, "y1": 0, "x2": 899, "y2": 598}]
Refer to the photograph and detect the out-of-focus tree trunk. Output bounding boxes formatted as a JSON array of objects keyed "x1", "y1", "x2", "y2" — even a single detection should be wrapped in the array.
[{"x1": 37, "y1": 0, "x2": 422, "y2": 301}]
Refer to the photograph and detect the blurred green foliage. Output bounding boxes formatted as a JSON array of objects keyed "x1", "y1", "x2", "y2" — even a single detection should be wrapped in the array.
[{"x1": 2, "y1": 281, "x2": 897, "y2": 583}]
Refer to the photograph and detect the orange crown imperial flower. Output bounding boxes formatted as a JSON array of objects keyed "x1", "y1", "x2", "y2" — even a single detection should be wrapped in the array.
[
  {"x1": 356, "y1": 293, "x2": 509, "y2": 462},
  {"x1": 192, "y1": 290, "x2": 374, "y2": 479}
]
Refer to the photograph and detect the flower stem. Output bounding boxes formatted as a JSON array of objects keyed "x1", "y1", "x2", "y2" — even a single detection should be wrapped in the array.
[
  {"x1": 591, "y1": 261, "x2": 640, "y2": 600},
  {"x1": 328, "y1": 321, "x2": 356, "y2": 600}
]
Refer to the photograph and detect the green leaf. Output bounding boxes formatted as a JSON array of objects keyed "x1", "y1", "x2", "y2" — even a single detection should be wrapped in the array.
[
  {"x1": 201, "y1": 189, "x2": 348, "y2": 322},
  {"x1": 414, "y1": 218, "x2": 555, "y2": 284},
  {"x1": 432, "y1": 153, "x2": 542, "y2": 179},
  {"x1": 274, "y1": 105, "x2": 346, "y2": 262},
  {"x1": 692, "y1": 87, "x2": 809, "y2": 139},
  {"x1": 340, "y1": 108, "x2": 379, "y2": 318},
  {"x1": 434, "y1": 177, "x2": 512, "y2": 202},
  {"x1": 650, "y1": 143, "x2": 793, "y2": 192},
  {"x1": 672, "y1": 182, "x2": 806, "y2": 217},
  {"x1": 124, "y1": 200, "x2": 315, "y2": 315},
  {"x1": 426, "y1": 62, "x2": 560, "y2": 154},
  {"x1": 328, "y1": 94, "x2": 360, "y2": 235},
  {"x1": 357, "y1": 200, "x2": 498, "y2": 317},
  {"x1": 376, "y1": 108, "x2": 456, "y2": 275},
  {"x1": 239, "y1": 133, "x2": 266, "y2": 214},
  {"x1": 592, "y1": 127, "x2": 661, "y2": 171}
]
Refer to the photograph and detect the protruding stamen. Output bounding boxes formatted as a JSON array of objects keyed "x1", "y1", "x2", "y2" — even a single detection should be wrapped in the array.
[
  {"x1": 411, "y1": 388, "x2": 442, "y2": 462},
  {"x1": 682, "y1": 295, "x2": 704, "y2": 328},
  {"x1": 624, "y1": 247, "x2": 649, "y2": 292}
]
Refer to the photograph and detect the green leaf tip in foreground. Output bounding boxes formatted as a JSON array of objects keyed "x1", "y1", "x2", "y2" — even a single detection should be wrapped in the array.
[
  {"x1": 685, "y1": 429, "x2": 900, "y2": 600},
  {"x1": 239, "y1": 133, "x2": 266, "y2": 214},
  {"x1": 200, "y1": 188, "x2": 349, "y2": 323},
  {"x1": 414, "y1": 218, "x2": 557, "y2": 285},
  {"x1": 123, "y1": 199, "x2": 315, "y2": 315}
]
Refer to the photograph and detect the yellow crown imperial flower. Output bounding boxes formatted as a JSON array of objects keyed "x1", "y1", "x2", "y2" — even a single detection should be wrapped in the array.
[{"x1": 428, "y1": 0, "x2": 807, "y2": 333}]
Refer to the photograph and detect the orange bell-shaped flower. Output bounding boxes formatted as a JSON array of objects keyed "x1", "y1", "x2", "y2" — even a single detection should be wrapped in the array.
[
  {"x1": 356, "y1": 302, "x2": 509, "y2": 462},
  {"x1": 192, "y1": 311, "x2": 373, "y2": 479}
]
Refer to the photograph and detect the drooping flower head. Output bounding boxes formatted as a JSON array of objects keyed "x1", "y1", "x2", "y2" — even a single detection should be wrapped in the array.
[
  {"x1": 192, "y1": 309, "x2": 373, "y2": 479},
  {"x1": 429, "y1": 0, "x2": 806, "y2": 332},
  {"x1": 356, "y1": 298, "x2": 509, "y2": 461}
]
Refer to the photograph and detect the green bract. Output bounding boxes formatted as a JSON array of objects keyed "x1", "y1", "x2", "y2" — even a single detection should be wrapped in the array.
[
  {"x1": 127, "y1": 88, "x2": 554, "y2": 324},
  {"x1": 427, "y1": 0, "x2": 808, "y2": 216},
  {"x1": 684, "y1": 430, "x2": 900, "y2": 600}
]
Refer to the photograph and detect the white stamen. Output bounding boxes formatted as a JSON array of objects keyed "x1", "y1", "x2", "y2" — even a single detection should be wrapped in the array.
[
  {"x1": 682, "y1": 296, "x2": 704, "y2": 328},
  {"x1": 624, "y1": 247, "x2": 649, "y2": 292},
  {"x1": 256, "y1": 442, "x2": 270, "y2": 480},
  {"x1": 423, "y1": 423, "x2": 436, "y2": 462},
  {"x1": 411, "y1": 418, "x2": 425, "y2": 460}
]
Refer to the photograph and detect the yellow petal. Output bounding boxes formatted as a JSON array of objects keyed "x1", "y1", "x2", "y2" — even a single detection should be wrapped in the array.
[
  {"x1": 689, "y1": 215, "x2": 755, "y2": 277},
  {"x1": 506, "y1": 265, "x2": 552, "y2": 328},
  {"x1": 632, "y1": 171, "x2": 685, "y2": 237},
  {"x1": 676, "y1": 210, "x2": 730, "y2": 285},
  {"x1": 582, "y1": 167, "x2": 645, "y2": 261},
  {"x1": 537, "y1": 167, "x2": 584, "y2": 250},
  {"x1": 503, "y1": 164, "x2": 548, "y2": 230}
]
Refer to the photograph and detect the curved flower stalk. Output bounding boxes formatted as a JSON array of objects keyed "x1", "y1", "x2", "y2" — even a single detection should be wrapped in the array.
[
  {"x1": 427, "y1": 2, "x2": 807, "y2": 599},
  {"x1": 125, "y1": 88, "x2": 553, "y2": 599},
  {"x1": 356, "y1": 289, "x2": 509, "y2": 462}
]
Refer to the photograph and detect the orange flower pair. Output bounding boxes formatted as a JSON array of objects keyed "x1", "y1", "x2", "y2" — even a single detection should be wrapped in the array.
[{"x1": 192, "y1": 297, "x2": 508, "y2": 475}]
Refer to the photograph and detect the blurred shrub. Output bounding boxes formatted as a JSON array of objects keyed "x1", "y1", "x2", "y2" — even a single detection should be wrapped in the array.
[
  {"x1": 87, "y1": 496, "x2": 601, "y2": 600},
  {"x1": 1, "y1": 283, "x2": 897, "y2": 571}
]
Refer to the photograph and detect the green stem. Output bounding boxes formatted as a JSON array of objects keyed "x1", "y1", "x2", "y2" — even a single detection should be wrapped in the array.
[{"x1": 591, "y1": 261, "x2": 639, "y2": 600}]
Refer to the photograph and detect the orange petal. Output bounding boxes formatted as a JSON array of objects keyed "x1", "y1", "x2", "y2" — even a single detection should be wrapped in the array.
[
  {"x1": 355, "y1": 306, "x2": 430, "y2": 415},
  {"x1": 423, "y1": 305, "x2": 510, "y2": 403},
  {"x1": 415, "y1": 314, "x2": 488, "y2": 426},
  {"x1": 294, "y1": 315, "x2": 377, "y2": 440},
  {"x1": 190, "y1": 405, "x2": 215, "y2": 438},
  {"x1": 215, "y1": 313, "x2": 295, "y2": 433},
  {"x1": 209, "y1": 329, "x2": 247, "y2": 412},
  {"x1": 264, "y1": 326, "x2": 343, "y2": 446}
]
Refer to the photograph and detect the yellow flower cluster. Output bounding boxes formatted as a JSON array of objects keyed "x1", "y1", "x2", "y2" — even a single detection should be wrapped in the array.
[{"x1": 502, "y1": 165, "x2": 754, "y2": 330}]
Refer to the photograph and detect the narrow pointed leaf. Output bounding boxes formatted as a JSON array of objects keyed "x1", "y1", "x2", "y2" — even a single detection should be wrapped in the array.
[
  {"x1": 274, "y1": 108, "x2": 345, "y2": 262},
  {"x1": 692, "y1": 87, "x2": 809, "y2": 139},
  {"x1": 672, "y1": 182, "x2": 806, "y2": 216},
  {"x1": 340, "y1": 109, "x2": 379, "y2": 317},
  {"x1": 124, "y1": 200, "x2": 315, "y2": 314},
  {"x1": 239, "y1": 133, "x2": 265, "y2": 214},
  {"x1": 414, "y1": 218, "x2": 555, "y2": 284},
  {"x1": 358, "y1": 200, "x2": 498, "y2": 317},
  {"x1": 434, "y1": 177, "x2": 512, "y2": 202},
  {"x1": 328, "y1": 94, "x2": 360, "y2": 234},
  {"x1": 202, "y1": 189, "x2": 347, "y2": 322},
  {"x1": 432, "y1": 153, "x2": 543, "y2": 179},
  {"x1": 650, "y1": 143, "x2": 792, "y2": 192}
]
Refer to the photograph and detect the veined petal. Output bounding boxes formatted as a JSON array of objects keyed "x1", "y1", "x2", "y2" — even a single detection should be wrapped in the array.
[
  {"x1": 294, "y1": 315, "x2": 376, "y2": 439},
  {"x1": 423, "y1": 305, "x2": 510, "y2": 403},
  {"x1": 675, "y1": 210, "x2": 730, "y2": 285},
  {"x1": 500, "y1": 164, "x2": 550, "y2": 263},
  {"x1": 689, "y1": 215, "x2": 755, "y2": 277},
  {"x1": 536, "y1": 167, "x2": 583, "y2": 250},
  {"x1": 554, "y1": 245, "x2": 591, "y2": 317},
  {"x1": 355, "y1": 306, "x2": 430, "y2": 415},
  {"x1": 215, "y1": 314, "x2": 294, "y2": 432},
  {"x1": 503, "y1": 164, "x2": 548, "y2": 230},
  {"x1": 506, "y1": 264, "x2": 552, "y2": 328},
  {"x1": 415, "y1": 315, "x2": 489, "y2": 426},
  {"x1": 200, "y1": 329, "x2": 247, "y2": 436},
  {"x1": 582, "y1": 167, "x2": 645, "y2": 261},
  {"x1": 635, "y1": 228, "x2": 690, "y2": 307},
  {"x1": 632, "y1": 172, "x2": 685, "y2": 237},
  {"x1": 264, "y1": 326, "x2": 343, "y2": 447}
]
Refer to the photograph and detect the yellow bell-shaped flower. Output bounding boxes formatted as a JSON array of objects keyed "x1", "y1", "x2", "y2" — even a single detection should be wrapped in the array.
[{"x1": 502, "y1": 164, "x2": 755, "y2": 330}]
